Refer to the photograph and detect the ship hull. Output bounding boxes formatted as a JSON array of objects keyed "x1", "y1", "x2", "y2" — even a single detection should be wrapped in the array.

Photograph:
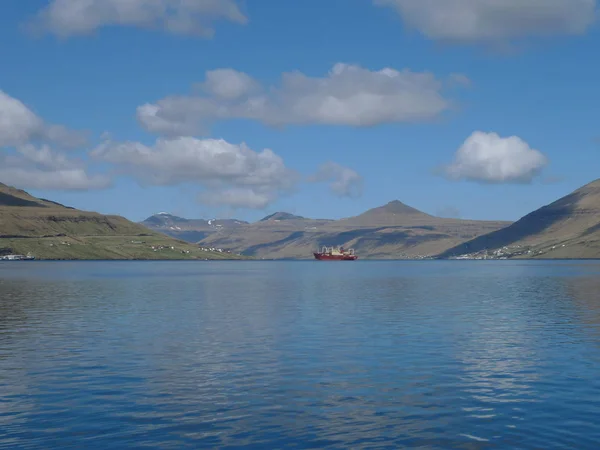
[{"x1": 313, "y1": 253, "x2": 358, "y2": 261}]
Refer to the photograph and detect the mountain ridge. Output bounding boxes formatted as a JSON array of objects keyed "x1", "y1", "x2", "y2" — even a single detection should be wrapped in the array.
[
  {"x1": 0, "y1": 183, "x2": 247, "y2": 260},
  {"x1": 260, "y1": 212, "x2": 306, "y2": 221},
  {"x1": 140, "y1": 213, "x2": 249, "y2": 243},
  {"x1": 438, "y1": 178, "x2": 600, "y2": 259},
  {"x1": 6, "y1": 177, "x2": 600, "y2": 260},
  {"x1": 157, "y1": 200, "x2": 512, "y2": 259}
]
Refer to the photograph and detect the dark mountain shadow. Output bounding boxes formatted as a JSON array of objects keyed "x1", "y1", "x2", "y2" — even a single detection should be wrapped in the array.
[
  {"x1": 0, "y1": 247, "x2": 14, "y2": 256},
  {"x1": 162, "y1": 231, "x2": 210, "y2": 243},
  {"x1": 39, "y1": 198, "x2": 74, "y2": 209},
  {"x1": 176, "y1": 231, "x2": 211, "y2": 242},
  {"x1": 352, "y1": 231, "x2": 450, "y2": 251},
  {"x1": 260, "y1": 212, "x2": 306, "y2": 221},
  {"x1": 244, "y1": 227, "x2": 457, "y2": 257},
  {"x1": 408, "y1": 226, "x2": 436, "y2": 231},
  {"x1": 244, "y1": 231, "x2": 307, "y2": 255},
  {"x1": 0, "y1": 193, "x2": 45, "y2": 208},
  {"x1": 582, "y1": 222, "x2": 600, "y2": 237},
  {"x1": 316, "y1": 228, "x2": 390, "y2": 248}
]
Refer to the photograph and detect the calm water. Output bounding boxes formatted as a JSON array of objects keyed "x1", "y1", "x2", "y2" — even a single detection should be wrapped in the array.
[{"x1": 1, "y1": 261, "x2": 600, "y2": 449}]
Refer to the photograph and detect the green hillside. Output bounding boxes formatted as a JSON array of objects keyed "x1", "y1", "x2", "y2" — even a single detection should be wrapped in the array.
[{"x1": 0, "y1": 183, "x2": 248, "y2": 260}]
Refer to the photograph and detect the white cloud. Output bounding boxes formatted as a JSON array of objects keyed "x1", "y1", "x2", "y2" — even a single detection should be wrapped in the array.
[
  {"x1": 0, "y1": 90, "x2": 86, "y2": 148},
  {"x1": 92, "y1": 137, "x2": 297, "y2": 209},
  {"x1": 137, "y1": 63, "x2": 460, "y2": 135},
  {"x1": 0, "y1": 167, "x2": 109, "y2": 191},
  {"x1": 0, "y1": 144, "x2": 110, "y2": 190},
  {"x1": 443, "y1": 131, "x2": 548, "y2": 183},
  {"x1": 0, "y1": 91, "x2": 106, "y2": 191},
  {"x1": 310, "y1": 162, "x2": 364, "y2": 198},
  {"x1": 201, "y1": 69, "x2": 261, "y2": 100},
  {"x1": 375, "y1": 0, "x2": 597, "y2": 43},
  {"x1": 28, "y1": 0, "x2": 247, "y2": 38}
]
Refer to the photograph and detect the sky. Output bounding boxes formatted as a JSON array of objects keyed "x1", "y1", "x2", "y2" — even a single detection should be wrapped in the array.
[{"x1": 1, "y1": 0, "x2": 599, "y2": 223}]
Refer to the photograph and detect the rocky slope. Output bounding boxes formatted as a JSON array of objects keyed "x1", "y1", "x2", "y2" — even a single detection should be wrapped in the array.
[
  {"x1": 438, "y1": 179, "x2": 600, "y2": 259},
  {"x1": 0, "y1": 183, "x2": 246, "y2": 260},
  {"x1": 193, "y1": 201, "x2": 511, "y2": 259}
]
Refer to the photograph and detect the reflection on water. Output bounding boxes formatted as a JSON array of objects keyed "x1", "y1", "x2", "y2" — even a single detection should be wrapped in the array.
[{"x1": 1, "y1": 261, "x2": 600, "y2": 448}]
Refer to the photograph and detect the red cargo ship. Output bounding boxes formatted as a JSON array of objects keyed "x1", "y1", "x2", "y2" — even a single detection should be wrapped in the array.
[{"x1": 313, "y1": 246, "x2": 358, "y2": 261}]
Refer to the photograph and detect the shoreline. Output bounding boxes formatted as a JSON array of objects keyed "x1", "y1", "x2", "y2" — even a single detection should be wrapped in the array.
[{"x1": 4, "y1": 257, "x2": 600, "y2": 262}]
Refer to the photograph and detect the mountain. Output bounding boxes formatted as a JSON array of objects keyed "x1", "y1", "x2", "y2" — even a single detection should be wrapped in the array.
[
  {"x1": 260, "y1": 212, "x2": 306, "y2": 221},
  {"x1": 335, "y1": 200, "x2": 433, "y2": 228},
  {"x1": 0, "y1": 183, "x2": 246, "y2": 260},
  {"x1": 438, "y1": 179, "x2": 600, "y2": 259},
  {"x1": 195, "y1": 201, "x2": 511, "y2": 259},
  {"x1": 140, "y1": 212, "x2": 248, "y2": 242}
]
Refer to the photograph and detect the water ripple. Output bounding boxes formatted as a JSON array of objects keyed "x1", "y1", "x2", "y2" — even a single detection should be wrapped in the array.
[{"x1": 1, "y1": 261, "x2": 600, "y2": 448}]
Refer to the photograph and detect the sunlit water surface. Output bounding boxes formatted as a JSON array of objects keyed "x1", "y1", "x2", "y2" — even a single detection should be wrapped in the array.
[{"x1": 1, "y1": 260, "x2": 600, "y2": 449}]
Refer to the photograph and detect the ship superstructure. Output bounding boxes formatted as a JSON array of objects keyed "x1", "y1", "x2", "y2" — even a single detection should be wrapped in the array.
[{"x1": 313, "y1": 246, "x2": 357, "y2": 260}]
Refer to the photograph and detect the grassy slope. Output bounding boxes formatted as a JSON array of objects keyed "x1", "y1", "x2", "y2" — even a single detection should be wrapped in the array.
[
  {"x1": 0, "y1": 183, "x2": 248, "y2": 260},
  {"x1": 438, "y1": 179, "x2": 600, "y2": 259},
  {"x1": 0, "y1": 236, "x2": 247, "y2": 260}
]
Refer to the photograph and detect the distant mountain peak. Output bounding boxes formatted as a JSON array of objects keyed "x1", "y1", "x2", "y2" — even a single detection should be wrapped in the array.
[
  {"x1": 374, "y1": 200, "x2": 427, "y2": 216},
  {"x1": 153, "y1": 212, "x2": 184, "y2": 219},
  {"x1": 260, "y1": 212, "x2": 305, "y2": 222},
  {"x1": 141, "y1": 213, "x2": 189, "y2": 226},
  {"x1": 337, "y1": 199, "x2": 432, "y2": 227}
]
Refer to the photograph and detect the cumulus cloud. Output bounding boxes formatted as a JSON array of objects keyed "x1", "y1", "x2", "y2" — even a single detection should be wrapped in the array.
[
  {"x1": 0, "y1": 144, "x2": 110, "y2": 190},
  {"x1": 27, "y1": 0, "x2": 247, "y2": 38},
  {"x1": 443, "y1": 131, "x2": 548, "y2": 183},
  {"x1": 92, "y1": 137, "x2": 297, "y2": 209},
  {"x1": 0, "y1": 90, "x2": 86, "y2": 148},
  {"x1": 137, "y1": 63, "x2": 461, "y2": 135},
  {"x1": 0, "y1": 91, "x2": 106, "y2": 191},
  {"x1": 310, "y1": 162, "x2": 364, "y2": 198},
  {"x1": 200, "y1": 69, "x2": 261, "y2": 100},
  {"x1": 375, "y1": 0, "x2": 597, "y2": 43}
]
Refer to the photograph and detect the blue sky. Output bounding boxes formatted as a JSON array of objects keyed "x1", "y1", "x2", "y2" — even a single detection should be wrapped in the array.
[{"x1": 1, "y1": 0, "x2": 599, "y2": 223}]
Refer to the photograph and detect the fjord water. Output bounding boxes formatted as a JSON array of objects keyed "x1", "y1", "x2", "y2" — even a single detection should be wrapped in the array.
[{"x1": 1, "y1": 261, "x2": 600, "y2": 449}]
